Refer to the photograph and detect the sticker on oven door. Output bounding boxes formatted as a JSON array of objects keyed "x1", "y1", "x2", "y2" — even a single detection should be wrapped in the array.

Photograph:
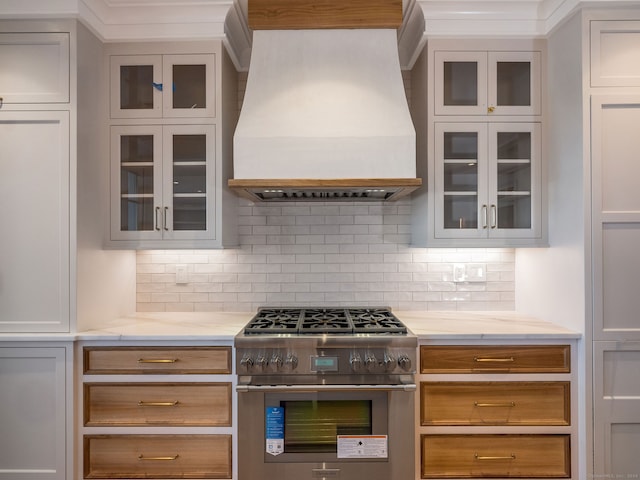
[
  {"x1": 265, "y1": 407, "x2": 284, "y2": 456},
  {"x1": 337, "y1": 435, "x2": 388, "y2": 458}
]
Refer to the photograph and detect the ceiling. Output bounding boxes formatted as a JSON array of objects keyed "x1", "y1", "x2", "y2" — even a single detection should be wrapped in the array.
[{"x1": 1, "y1": 0, "x2": 639, "y2": 69}]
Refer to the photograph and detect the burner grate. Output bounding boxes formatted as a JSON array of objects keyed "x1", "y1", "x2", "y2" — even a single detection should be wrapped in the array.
[{"x1": 243, "y1": 307, "x2": 406, "y2": 335}]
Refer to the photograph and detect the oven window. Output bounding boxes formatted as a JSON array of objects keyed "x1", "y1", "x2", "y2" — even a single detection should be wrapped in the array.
[{"x1": 282, "y1": 400, "x2": 372, "y2": 453}]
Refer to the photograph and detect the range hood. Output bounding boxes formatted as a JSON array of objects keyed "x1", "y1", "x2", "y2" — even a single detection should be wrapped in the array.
[{"x1": 229, "y1": 28, "x2": 421, "y2": 202}]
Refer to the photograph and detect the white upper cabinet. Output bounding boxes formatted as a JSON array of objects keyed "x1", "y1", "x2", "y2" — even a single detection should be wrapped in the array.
[
  {"x1": 110, "y1": 53, "x2": 216, "y2": 119},
  {"x1": 434, "y1": 50, "x2": 541, "y2": 116},
  {"x1": 434, "y1": 122, "x2": 541, "y2": 241},
  {"x1": 0, "y1": 32, "x2": 69, "y2": 104},
  {"x1": 110, "y1": 124, "x2": 217, "y2": 246}
]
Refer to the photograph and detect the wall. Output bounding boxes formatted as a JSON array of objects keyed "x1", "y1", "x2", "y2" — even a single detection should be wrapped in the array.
[{"x1": 136, "y1": 199, "x2": 516, "y2": 312}]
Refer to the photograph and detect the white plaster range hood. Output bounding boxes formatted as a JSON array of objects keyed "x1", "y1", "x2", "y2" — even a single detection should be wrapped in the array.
[{"x1": 229, "y1": 28, "x2": 421, "y2": 202}]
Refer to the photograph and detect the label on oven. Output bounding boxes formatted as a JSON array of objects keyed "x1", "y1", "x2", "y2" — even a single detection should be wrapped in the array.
[
  {"x1": 265, "y1": 407, "x2": 284, "y2": 456},
  {"x1": 337, "y1": 435, "x2": 388, "y2": 459}
]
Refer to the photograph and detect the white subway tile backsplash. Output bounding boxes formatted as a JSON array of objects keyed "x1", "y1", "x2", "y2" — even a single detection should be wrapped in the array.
[{"x1": 136, "y1": 199, "x2": 516, "y2": 312}]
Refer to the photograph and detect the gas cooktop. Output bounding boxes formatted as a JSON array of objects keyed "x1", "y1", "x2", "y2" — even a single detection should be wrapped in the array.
[{"x1": 242, "y1": 307, "x2": 408, "y2": 335}]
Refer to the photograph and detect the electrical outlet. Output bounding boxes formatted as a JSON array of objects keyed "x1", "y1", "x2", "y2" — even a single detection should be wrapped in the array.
[
  {"x1": 453, "y1": 263, "x2": 486, "y2": 283},
  {"x1": 176, "y1": 264, "x2": 188, "y2": 284}
]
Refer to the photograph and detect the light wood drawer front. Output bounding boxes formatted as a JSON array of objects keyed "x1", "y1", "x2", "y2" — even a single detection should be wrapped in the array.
[
  {"x1": 420, "y1": 345, "x2": 570, "y2": 374},
  {"x1": 84, "y1": 434, "x2": 231, "y2": 479},
  {"x1": 421, "y1": 382, "x2": 570, "y2": 426},
  {"x1": 84, "y1": 383, "x2": 232, "y2": 426},
  {"x1": 421, "y1": 434, "x2": 571, "y2": 478},
  {"x1": 84, "y1": 347, "x2": 231, "y2": 374}
]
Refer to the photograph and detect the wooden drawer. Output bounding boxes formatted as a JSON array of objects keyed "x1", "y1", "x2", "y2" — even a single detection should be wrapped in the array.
[
  {"x1": 83, "y1": 347, "x2": 231, "y2": 374},
  {"x1": 421, "y1": 434, "x2": 571, "y2": 478},
  {"x1": 421, "y1": 381, "x2": 570, "y2": 426},
  {"x1": 84, "y1": 434, "x2": 231, "y2": 479},
  {"x1": 84, "y1": 383, "x2": 232, "y2": 426},
  {"x1": 420, "y1": 345, "x2": 570, "y2": 374}
]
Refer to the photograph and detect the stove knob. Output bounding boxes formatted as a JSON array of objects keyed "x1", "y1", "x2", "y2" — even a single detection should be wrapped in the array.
[
  {"x1": 239, "y1": 354, "x2": 254, "y2": 373},
  {"x1": 397, "y1": 354, "x2": 412, "y2": 372},
  {"x1": 350, "y1": 352, "x2": 364, "y2": 373},
  {"x1": 255, "y1": 355, "x2": 267, "y2": 372},
  {"x1": 284, "y1": 353, "x2": 298, "y2": 372},
  {"x1": 383, "y1": 352, "x2": 396, "y2": 372},
  {"x1": 365, "y1": 354, "x2": 378, "y2": 372},
  {"x1": 269, "y1": 353, "x2": 283, "y2": 372}
]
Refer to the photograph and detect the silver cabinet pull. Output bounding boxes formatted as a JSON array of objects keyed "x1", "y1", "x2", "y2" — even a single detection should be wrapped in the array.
[
  {"x1": 482, "y1": 205, "x2": 488, "y2": 229},
  {"x1": 155, "y1": 206, "x2": 161, "y2": 231},
  {"x1": 490, "y1": 204, "x2": 497, "y2": 228},
  {"x1": 164, "y1": 206, "x2": 169, "y2": 231}
]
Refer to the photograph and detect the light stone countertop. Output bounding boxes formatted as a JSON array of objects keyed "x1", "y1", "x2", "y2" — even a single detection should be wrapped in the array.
[{"x1": 1, "y1": 310, "x2": 581, "y2": 342}]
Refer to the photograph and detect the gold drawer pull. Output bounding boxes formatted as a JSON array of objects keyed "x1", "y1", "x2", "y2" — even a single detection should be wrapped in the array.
[
  {"x1": 138, "y1": 401, "x2": 179, "y2": 407},
  {"x1": 138, "y1": 454, "x2": 179, "y2": 461},
  {"x1": 474, "y1": 357, "x2": 514, "y2": 363},
  {"x1": 137, "y1": 358, "x2": 178, "y2": 364},
  {"x1": 474, "y1": 401, "x2": 516, "y2": 408},
  {"x1": 475, "y1": 453, "x2": 516, "y2": 461}
]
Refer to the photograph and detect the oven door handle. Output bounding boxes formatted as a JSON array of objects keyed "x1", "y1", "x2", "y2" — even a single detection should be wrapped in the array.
[{"x1": 236, "y1": 384, "x2": 417, "y2": 393}]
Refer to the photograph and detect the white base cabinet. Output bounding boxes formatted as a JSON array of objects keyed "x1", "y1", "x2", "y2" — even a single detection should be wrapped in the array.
[{"x1": 0, "y1": 344, "x2": 72, "y2": 480}]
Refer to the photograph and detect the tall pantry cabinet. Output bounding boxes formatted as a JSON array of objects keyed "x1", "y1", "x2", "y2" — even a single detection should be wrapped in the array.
[
  {"x1": 0, "y1": 20, "x2": 117, "y2": 480},
  {"x1": 588, "y1": 15, "x2": 640, "y2": 478}
]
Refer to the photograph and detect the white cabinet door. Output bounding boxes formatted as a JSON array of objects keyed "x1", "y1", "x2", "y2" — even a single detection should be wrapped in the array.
[
  {"x1": 591, "y1": 95, "x2": 640, "y2": 340},
  {"x1": 0, "y1": 346, "x2": 68, "y2": 480},
  {"x1": 0, "y1": 111, "x2": 70, "y2": 332},
  {"x1": 110, "y1": 54, "x2": 215, "y2": 119},
  {"x1": 110, "y1": 125, "x2": 164, "y2": 241},
  {"x1": 0, "y1": 33, "x2": 69, "y2": 104}
]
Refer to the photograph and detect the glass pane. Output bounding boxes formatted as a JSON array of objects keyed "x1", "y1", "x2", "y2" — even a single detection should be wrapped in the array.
[
  {"x1": 497, "y1": 132, "x2": 531, "y2": 159},
  {"x1": 498, "y1": 163, "x2": 531, "y2": 192},
  {"x1": 120, "y1": 197, "x2": 154, "y2": 231},
  {"x1": 173, "y1": 64, "x2": 207, "y2": 109},
  {"x1": 497, "y1": 195, "x2": 531, "y2": 229},
  {"x1": 120, "y1": 65, "x2": 154, "y2": 110},
  {"x1": 496, "y1": 62, "x2": 531, "y2": 107},
  {"x1": 121, "y1": 165, "x2": 154, "y2": 195},
  {"x1": 444, "y1": 163, "x2": 478, "y2": 192},
  {"x1": 282, "y1": 400, "x2": 371, "y2": 453},
  {"x1": 173, "y1": 134, "x2": 206, "y2": 162},
  {"x1": 174, "y1": 165, "x2": 206, "y2": 194},
  {"x1": 121, "y1": 135, "x2": 154, "y2": 163},
  {"x1": 444, "y1": 195, "x2": 478, "y2": 229},
  {"x1": 173, "y1": 197, "x2": 206, "y2": 231},
  {"x1": 444, "y1": 132, "x2": 478, "y2": 160},
  {"x1": 443, "y1": 61, "x2": 478, "y2": 106}
]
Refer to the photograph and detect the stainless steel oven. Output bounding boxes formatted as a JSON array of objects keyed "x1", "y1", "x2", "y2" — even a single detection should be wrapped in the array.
[{"x1": 235, "y1": 307, "x2": 417, "y2": 480}]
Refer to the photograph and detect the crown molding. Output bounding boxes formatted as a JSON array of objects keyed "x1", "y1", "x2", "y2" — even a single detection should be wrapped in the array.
[{"x1": 3, "y1": 0, "x2": 640, "y2": 71}]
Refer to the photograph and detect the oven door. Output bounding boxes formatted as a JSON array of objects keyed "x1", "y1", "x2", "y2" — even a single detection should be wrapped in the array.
[{"x1": 237, "y1": 384, "x2": 415, "y2": 480}]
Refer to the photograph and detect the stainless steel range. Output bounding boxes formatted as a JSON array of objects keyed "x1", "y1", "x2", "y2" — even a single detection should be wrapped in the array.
[{"x1": 235, "y1": 307, "x2": 417, "y2": 480}]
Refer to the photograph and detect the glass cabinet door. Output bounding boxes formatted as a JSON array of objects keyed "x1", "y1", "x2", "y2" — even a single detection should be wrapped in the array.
[
  {"x1": 110, "y1": 54, "x2": 215, "y2": 119},
  {"x1": 110, "y1": 55, "x2": 162, "y2": 119},
  {"x1": 435, "y1": 123, "x2": 488, "y2": 238},
  {"x1": 434, "y1": 51, "x2": 487, "y2": 115},
  {"x1": 435, "y1": 50, "x2": 541, "y2": 116},
  {"x1": 162, "y1": 54, "x2": 216, "y2": 118},
  {"x1": 162, "y1": 125, "x2": 215, "y2": 240},
  {"x1": 110, "y1": 126, "x2": 163, "y2": 240},
  {"x1": 488, "y1": 123, "x2": 541, "y2": 238},
  {"x1": 488, "y1": 51, "x2": 541, "y2": 115}
]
